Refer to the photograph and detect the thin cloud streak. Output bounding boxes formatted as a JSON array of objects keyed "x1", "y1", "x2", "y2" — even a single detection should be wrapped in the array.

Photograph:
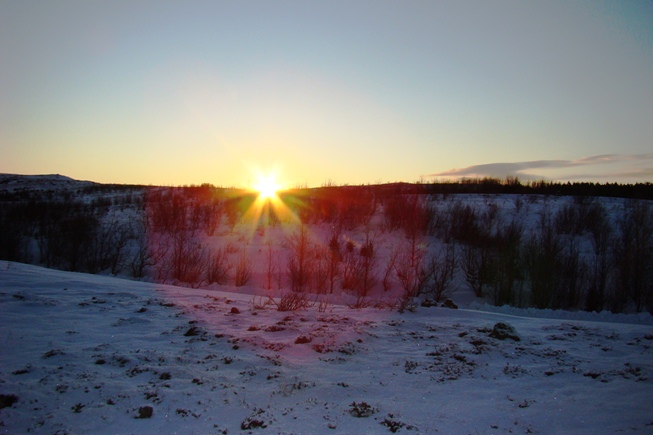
[{"x1": 429, "y1": 154, "x2": 653, "y2": 182}]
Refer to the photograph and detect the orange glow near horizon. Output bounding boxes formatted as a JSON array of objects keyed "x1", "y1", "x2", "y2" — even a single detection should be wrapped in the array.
[
  {"x1": 254, "y1": 174, "x2": 281, "y2": 200},
  {"x1": 243, "y1": 169, "x2": 299, "y2": 234}
]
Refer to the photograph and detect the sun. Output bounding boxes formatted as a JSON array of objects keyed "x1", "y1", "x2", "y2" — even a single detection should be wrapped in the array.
[
  {"x1": 243, "y1": 167, "x2": 298, "y2": 228},
  {"x1": 254, "y1": 174, "x2": 280, "y2": 200}
]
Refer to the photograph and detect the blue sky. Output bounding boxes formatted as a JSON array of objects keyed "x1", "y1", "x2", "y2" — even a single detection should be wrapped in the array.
[{"x1": 1, "y1": 0, "x2": 652, "y2": 187}]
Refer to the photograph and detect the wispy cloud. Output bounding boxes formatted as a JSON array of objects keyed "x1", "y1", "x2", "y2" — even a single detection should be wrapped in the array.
[{"x1": 428, "y1": 154, "x2": 653, "y2": 182}]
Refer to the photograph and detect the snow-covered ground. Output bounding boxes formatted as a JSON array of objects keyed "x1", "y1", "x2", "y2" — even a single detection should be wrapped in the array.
[
  {"x1": 0, "y1": 174, "x2": 96, "y2": 193},
  {"x1": 1, "y1": 260, "x2": 652, "y2": 434}
]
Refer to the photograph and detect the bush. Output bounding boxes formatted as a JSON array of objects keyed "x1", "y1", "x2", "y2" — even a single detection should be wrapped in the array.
[
  {"x1": 234, "y1": 252, "x2": 252, "y2": 287},
  {"x1": 206, "y1": 247, "x2": 231, "y2": 284},
  {"x1": 169, "y1": 232, "x2": 206, "y2": 286},
  {"x1": 349, "y1": 401, "x2": 377, "y2": 418},
  {"x1": 419, "y1": 244, "x2": 457, "y2": 304},
  {"x1": 273, "y1": 292, "x2": 312, "y2": 312},
  {"x1": 461, "y1": 244, "x2": 493, "y2": 298},
  {"x1": 287, "y1": 224, "x2": 314, "y2": 293}
]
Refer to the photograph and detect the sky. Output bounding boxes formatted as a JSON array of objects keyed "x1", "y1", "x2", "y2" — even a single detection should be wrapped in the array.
[{"x1": 1, "y1": 1, "x2": 652, "y2": 188}]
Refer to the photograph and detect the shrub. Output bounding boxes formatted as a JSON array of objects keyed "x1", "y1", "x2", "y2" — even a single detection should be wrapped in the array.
[
  {"x1": 490, "y1": 220, "x2": 524, "y2": 307},
  {"x1": 264, "y1": 243, "x2": 277, "y2": 290},
  {"x1": 358, "y1": 237, "x2": 378, "y2": 297},
  {"x1": 287, "y1": 224, "x2": 314, "y2": 293},
  {"x1": 170, "y1": 233, "x2": 206, "y2": 287},
  {"x1": 419, "y1": 244, "x2": 457, "y2": 304},
  {"x1": 342, "y1": 240, "x2": 360, "y2": 291},
  {"x1": 461, "y1": 244, "x2": 493, "y2": 298},
  {"x1": 349, "y1": 401, "x2": 377, "y2": 418},
  {"x1": 382, "y1": 248, "x2": 400, "y2": 292},
  {"x1": 327, "y1": 232, "x2": 341, "y2": 293},
  {"x1": 206, "y1": 247, "x2": 231, "y2": 284},
  {"x1": 234, "y1": 252, "x2": 252, "y2": 287},
  {"x1": 524, "y1": 212, "x2": 561, "y2": 309},
  {"x1": 273, "y1": 292, "x2": 312, "y2": 312},
  {"x1": 447, "y1": 201, "x2": 481, "y2": 244},
  {"x1": 612, "y1": 201, "x2": 653, "y2": 313}
]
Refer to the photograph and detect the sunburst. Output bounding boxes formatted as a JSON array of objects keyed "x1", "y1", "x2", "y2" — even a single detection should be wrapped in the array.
[
  {"x1": 243, "y1": 169, "x2": 298, "y2": 231},
  {"x1": 254, "y1": 174, "x2": 280, "y2": 200}
]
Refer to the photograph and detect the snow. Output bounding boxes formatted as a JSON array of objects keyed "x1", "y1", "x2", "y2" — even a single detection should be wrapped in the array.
[
  {"x1": 0, "y1": 173, "x2": 95, "y2": 192},
  {"x1": 2, "y1": 260, "x2": 652, "y2": 434}
]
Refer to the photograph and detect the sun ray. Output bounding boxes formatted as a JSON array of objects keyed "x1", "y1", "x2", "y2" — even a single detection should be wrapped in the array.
[
  {"x1": 254, "y1": 174, "x2": 280, "y2": 200},
  {"x1": 241, "y1": 168, "x2": 300, "y2": 238}
]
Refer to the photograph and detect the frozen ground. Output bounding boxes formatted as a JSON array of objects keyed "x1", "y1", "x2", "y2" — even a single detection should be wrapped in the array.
[{"x1": 1, "y1": 260, "x2": 652, "y2": 434}]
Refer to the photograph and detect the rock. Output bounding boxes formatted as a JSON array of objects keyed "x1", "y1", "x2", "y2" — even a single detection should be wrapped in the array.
[
  {"x1": 489, "y1": 322, "x2": 520, "y2": 341},
  {"x1": 230, "y1": 307, "x2": 240, "y2": 314},
  {"x1": 137, "y1": 406, "x2": 153, "y2": 419},
  {"x1": 295, "y1": 335, "x2": 312, "y2": 344},
  {"x1": 440, "y1": 299, "x2": 458, "y2": 309},
  {"x1": 0, "y1": 394, "x2": 18, "y2": 409},
  {"x1": 184, "y1": 326, "x2": 200, "y2": 336}
]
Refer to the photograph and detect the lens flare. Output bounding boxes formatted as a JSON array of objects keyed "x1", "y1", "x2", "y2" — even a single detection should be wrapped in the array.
[
  {"x1": 242, "y1": 169, "x2": 299, "y2": 233},
  {"x1": 254, "y1": 175, "x2": 280, "y2": 200}
]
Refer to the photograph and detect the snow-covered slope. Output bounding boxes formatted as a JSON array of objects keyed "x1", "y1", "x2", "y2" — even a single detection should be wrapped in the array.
[
  {"x1": 0, "y1": 173, "x2": 95, "y2": 192},
  {"x1": 1, "y1": 261, "x2": 652, "y2": 434}
]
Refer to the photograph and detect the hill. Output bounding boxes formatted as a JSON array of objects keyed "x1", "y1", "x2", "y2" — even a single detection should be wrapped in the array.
[{"x1": 1, "y1": 261, "x2": 652, "y2": 433}]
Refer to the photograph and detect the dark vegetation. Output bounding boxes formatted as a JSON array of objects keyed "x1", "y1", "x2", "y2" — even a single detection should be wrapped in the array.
[{"x1": 1, "y1": 176, "x2": 652, "y2": 314}]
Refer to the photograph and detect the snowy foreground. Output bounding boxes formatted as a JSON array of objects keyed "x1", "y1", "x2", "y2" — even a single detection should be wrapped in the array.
[{"x1": 1, "y1": 261, "x2": 652, "y2": 434}]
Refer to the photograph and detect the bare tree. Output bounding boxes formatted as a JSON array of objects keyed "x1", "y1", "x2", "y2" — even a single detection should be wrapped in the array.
[
  {"x1": 234, "y1": 251, "x2": 252, "y2": 287},
  {"x1": 394, "y1": 239, "x2": 427, "y2": 299},
  {"x1": 383, "y1": 248, "x2": 400, "y2": 292},
  {"x1": 585, "y1": 202, "x2": 612, "y2": 312},
  {"x1": 491, "y1": 220, "x2": 524, "y2": 307},
  {"x1": 358, "y1": 233, "x2": 378, "y2": 297},
  {"x1": 327, "y1": 231, "x2": 341, "y2": 294},
  {"x1": 342, "y1": 240, "x2": 360, "y2": 292},
  {"x1": 170, "y1": 231, "x2": 206, "y2": 287},
  {"x1": 447, "y1": 201, "x2": 481, "y2": 244},
  {"x1": 524, "y1": 212, "x2": 561, "y2": 309},
  {"x1": 287, "y1": 224, "x2": 313, "y2": 293},
  {"x1": 190, "y1": 201, "x2": 203, "y2": 231},
  {"x1": 224, "y1": 198, "x2": 240, "y2": 232},
  {"x1": 206, "y1": 247, "x2": 231, "y2": 285},
  {"x1": 86, "y1": 213, "x2": 133, "y2": 274},
  {"x1": 612, "y1": 201, "x2": 653, "y2": 312},
  {"x1": 131, "y1": 215, "x2": 168, "y2": 279},
  {"x1": 404, "y1": 196, "x2": 429, "y2": 268},
  {"x1": 313, "y1": 246, "x2": 330, "y2": 294},
  {"x1": 264, "y1": 243, "x2": 277, "y2": 291},
  {"x1": 420, "y1": 244, "x2": 457, "y2": 303},
  {"x1": 203, "y1": 200, "x2": 223, "y2": 236},
  {"x1": 461, "y1": 244, "x2": 492, "y2": 298}
]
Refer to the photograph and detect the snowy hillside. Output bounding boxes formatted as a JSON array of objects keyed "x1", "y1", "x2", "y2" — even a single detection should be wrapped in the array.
[
  {"x1": 0, "y1": 173, "x2": 96, "y2": 193},
  {"x1": 1, "y1": 261, "x2": 652, "y2": 434}
]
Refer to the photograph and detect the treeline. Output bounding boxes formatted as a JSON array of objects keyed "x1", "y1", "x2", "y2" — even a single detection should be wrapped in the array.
[
  {"x1": 0, "y1": 182, "x2": 148, "y2": 274},
  {"x1": 421, "y1": 177, "x2": 653, "y2": 199},
  {"x1": 139, "y1": 186, "x2": 383, "y2": 292},
  {"x1": 444, "y1": 197, "x2": 653, "y2": 314},
  {"x1": 277, "y1": 188, "x2": 653, "y2": 314},
  {"x1": 0, "y1": 200, "x2": 137, "y2": 274},
  {"x1": 1, "y1": 179, "x2": 652, "y2": 314}
]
